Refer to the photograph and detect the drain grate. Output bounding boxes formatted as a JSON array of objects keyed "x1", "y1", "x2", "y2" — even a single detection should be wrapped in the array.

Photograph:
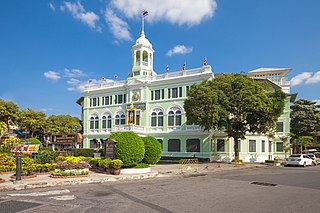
[
  {"x1": 251, "y1": 182, "x2": 277, "y2": 187},
  {"x1": 0, "y1": 200, "x2": 41, "y2": 213}
]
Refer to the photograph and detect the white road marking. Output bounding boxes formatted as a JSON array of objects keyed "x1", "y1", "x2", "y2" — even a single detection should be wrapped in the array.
[
  {"x1": 8, "y1": 189, "x2": 70, "y2": 197},
  {"x1": 49, "y1": 195, "x2": 75, "y2": 201}
]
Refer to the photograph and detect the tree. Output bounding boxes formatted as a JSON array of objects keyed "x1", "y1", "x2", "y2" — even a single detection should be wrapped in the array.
[
  {"x1": 46, "y1": 115, "x2": 82, "y2": 134},
  {"x1": 18, "y1": 108, "x2": 47, "y2": 138},
  {"x1": 184, "y1": 74, "x2": 286, "y2": 161},
  {"x1": 297, "y1": 136, "x2": 313, "y2": 153},
  {"x1": 0, "y1": 98, "x2": 20, "y2": 125},
  {"x1": 290, "y1": 99, "x2": 320, "y2": 139},
  {"x1": 0, "y1": 121, "x2": 8, "y2": 140}
]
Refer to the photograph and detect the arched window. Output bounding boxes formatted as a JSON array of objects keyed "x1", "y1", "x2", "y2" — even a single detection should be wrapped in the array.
[
  {"x1": 150, "y1": 108, "x2": 164, "y2": 127},
  {"x1": 151, "y1": 112, "x2": 157, "y2": 127},
  {"x1": 102, "y1": 115, "x2": 107, "y2": 129},
  {"x1": 136, "y1": 51, "x2": 141, "y2": 66},
  {"x1": 168, "y1": 106, "x2": 183, "y2": 127},
  {"x1": 102, "y1": 113, "x2": 112, "y2": 129},
  {"x1": 115, "y1": 115, "x2": 120, "y2": 125},
  {"x1": 158, "y1": 112, "x2": 163, "y2": 126},
  {"x1": 107, "y1": 115, "x2": 112, "y2": 128},
  {"x1": 168, "y1": 111, "x2": 174, "y2": 126},
  {"x1": 115, "y1": 111, "x2": 125, "y2": 125},
  {"x1": 142, "y1": 51, "x2": 148, "y2": 66},
  {"x1": 121, "y1": 114, "x2": 126, "y2": 125},
  {"x1": 90, "y1": 114, "x2": 99, "y2": 130}
]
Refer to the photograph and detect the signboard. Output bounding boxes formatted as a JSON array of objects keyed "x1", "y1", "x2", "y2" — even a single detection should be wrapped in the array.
[
  {"x1": 52, "y1": 134, "x2": 79, "y2": 144},
  {"x1": 104, "y1": 139, "x2": 117, "y2": 159},
  {"x1": 126, "y1": 103, "x2": 146, "y2": 110},
  {"x1": 11, "y1": 144, "x2": 40, "y2": 153}
]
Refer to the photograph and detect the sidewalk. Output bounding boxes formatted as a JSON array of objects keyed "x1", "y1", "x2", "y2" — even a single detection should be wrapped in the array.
[{"x1": 0, "y1": 162, "x2": 267, "y2": 192}]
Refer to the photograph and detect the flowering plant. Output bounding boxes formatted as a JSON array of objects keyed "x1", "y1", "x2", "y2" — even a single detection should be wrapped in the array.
[{"x1": 56, "y1": 161, "x2": 91, "y2": 170}]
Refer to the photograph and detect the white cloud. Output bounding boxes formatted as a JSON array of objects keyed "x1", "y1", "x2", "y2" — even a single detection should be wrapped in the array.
[
  {"x1": 104, "y1": 8, "x2": 132, "y2": 41},
  {"x1": 306, "y1": 71, "x2": 320, "y2": 84},
  {"x1": 110, "y1": 0, "x2": 217, "y2": 26},
  {"x1": 64, "y1": 69, "x2": 87, "y2": 78},
  {"x1": 67, "y1": 78, "x2": 114, "y2": 92},
  {"x1": 167, "y1": 45, "x2": 193, "y2": 56},
  {"x1": 291, "y1": 71, "x2": 320, "y2": 86},
  {"x1": 49, "y1": 2, "x2": 55, "y2": 11},
  {"x1": 61, "y1": 1, "x2": 100, "y2": 30},
  {"x1": 290, "y1": 72, "x2": 312, "y2": 86},
  {"x1": 313, "y1": 99, "x2": 320, "y2": 106},
  {"x1": 44, "y1": 71, "x2": 61, "y2": 80}
]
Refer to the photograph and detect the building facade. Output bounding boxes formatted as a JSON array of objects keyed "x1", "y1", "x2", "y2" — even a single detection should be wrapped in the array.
[{"x1": 77, "y1": 27, "x2": 295, "y2": 162}]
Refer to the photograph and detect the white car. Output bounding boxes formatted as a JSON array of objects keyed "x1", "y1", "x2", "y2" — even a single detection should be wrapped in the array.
[{"x1": 286, "y1": 154, "x2": 313, "y2": 167}]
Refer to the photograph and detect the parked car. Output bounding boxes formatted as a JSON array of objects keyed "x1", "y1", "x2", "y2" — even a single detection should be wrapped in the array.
[
  {"x1": 310, "y1": 153, "x2": 320, "y2": 165},
  {"x1": 286, "y1": 154, "x2": 313, "y2": 167}
]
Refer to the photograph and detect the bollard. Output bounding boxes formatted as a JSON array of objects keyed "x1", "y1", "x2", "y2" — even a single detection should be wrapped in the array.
[{"x1": 15, "y1": 155, "x2": 22, "y2": 181}]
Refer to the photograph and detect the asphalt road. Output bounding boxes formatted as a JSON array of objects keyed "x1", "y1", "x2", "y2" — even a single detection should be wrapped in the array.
[{"x1": 1, "y1": 165, "x2": 320, "y2": 213}]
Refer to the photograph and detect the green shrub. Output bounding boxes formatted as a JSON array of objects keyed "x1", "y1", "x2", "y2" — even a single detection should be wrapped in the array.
[
  {"x1": 265, "y1": 160, "x2": 275, "y2": 164},
  {"x1": 55, "y1": 156, "x2": 66, "y2": 163},
  {"x1": 26, "y1": 137, "x2": 43, "y2": 148},
  {"x1": 142, "y1": 136, "x2": 162, "y2": 164},
  {"x1": 36, "y1": 149, "x2": 57, "y2": 164},
  {"x1": 109, "y1": 132, "x2": 145, "y2": 167},
  {"x1": 71, "y1": 148, "x2": 95, "y2": 157},
  {"x1": 64, "y1": 156, "x2": 86, "y2": 163},
  {"x1": 99, "y1": 158, "x2": 112, "y2": 169},
  {"x1": 134, "y1": 163, "x2": 149, "y2": 168},
  {"x1": 89, "y1": 158, "x2": 100, "y2": 167}
]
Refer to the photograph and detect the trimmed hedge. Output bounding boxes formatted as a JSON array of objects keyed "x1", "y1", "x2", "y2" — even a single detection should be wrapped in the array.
[
  {"x1": 109, "y1": 132, "x2": 145, "y2": 167},
  {"x1": 71, "y1": 148, "x2": 95, "y2": 157},
  {"x1": 142, "y1": 136, "x2": 162, "y2": 164}
]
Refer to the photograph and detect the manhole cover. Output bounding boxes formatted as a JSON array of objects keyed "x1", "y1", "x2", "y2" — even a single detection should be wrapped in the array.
[
  {"x1": 251, "y1": 182, "x2": 277, "y2": 187},
  {"x1": 0, "y1": 200, "x2": 41, "y2": 213}
]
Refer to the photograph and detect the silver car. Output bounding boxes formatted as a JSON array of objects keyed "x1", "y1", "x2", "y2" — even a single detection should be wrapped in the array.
[{"x1": 286, "y1": 154, "x2": 313, "y2": 167}]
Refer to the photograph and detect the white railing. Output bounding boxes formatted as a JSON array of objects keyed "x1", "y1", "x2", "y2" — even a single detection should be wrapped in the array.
[{"x1": 84, "y1": 66, "x2": 211, "y2": 91}]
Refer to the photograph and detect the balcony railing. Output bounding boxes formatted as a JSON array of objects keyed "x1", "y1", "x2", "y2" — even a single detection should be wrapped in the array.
[{"x1": 83, "y1": 66, "x2": 212, "y2": 92}]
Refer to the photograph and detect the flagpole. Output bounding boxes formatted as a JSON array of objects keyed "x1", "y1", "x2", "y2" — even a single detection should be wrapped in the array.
[{"x1": 141, "y1": 16, "x2": 145, "y2": 36}]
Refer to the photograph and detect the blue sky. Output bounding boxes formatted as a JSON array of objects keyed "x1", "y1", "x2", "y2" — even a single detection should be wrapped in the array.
[{"x1": 1, "y1": 0, "x2": 320, "y2": 118}]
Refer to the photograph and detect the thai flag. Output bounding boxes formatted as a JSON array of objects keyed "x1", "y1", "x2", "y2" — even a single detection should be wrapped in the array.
[
  {"x1": 181, "y1": 63, "x2": 186, "y2": 71},
  {"x1": 114, "y1": 74, "x2": 119, "y2": 80},
  {"x1": 203, "y1": 58, "x2": 208, "y2": 66},
  {"x1": 142, "y1": 10, "x2": 149, "y2": 17},
  {"x1": 166, "y1": 65, "x2": 169, "y2": 73}
]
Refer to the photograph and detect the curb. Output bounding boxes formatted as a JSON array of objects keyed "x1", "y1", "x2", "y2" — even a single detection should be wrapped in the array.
[{"x1": 0, "y1": 171, "x2": 159, "y2": 191}]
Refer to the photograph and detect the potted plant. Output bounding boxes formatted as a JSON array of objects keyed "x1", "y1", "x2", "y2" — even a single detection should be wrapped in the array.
[
  {"x1": 100, "y1": 158, "x2": 112, "y2": 174},
  {"x1": 111, "y1": 159, "x2": 123, "y2": 175}
]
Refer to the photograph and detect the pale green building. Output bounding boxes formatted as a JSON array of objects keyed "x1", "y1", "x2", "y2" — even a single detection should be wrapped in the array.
[{"x1": 77, "y1": 27, "x2": 295, "y2": 162}]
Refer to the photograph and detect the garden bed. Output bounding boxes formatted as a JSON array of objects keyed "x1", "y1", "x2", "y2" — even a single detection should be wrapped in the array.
[
  {"x1": 50, "y1": 174, "x2": 89, "y2": 179},
  {"x1": 10, "y1": 173, "x2": 37, "y2": 179}
]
